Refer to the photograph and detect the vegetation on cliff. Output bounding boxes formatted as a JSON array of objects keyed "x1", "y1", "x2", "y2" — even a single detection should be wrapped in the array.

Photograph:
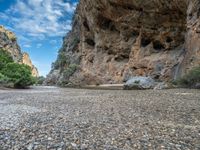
[
  {"x1": 0, "y1": 49, "x2": 35, "y2": 88},
  {"x1": 35, "y1": 76, "x2": 46, "y2": 85},
  {"x1": 0, "y1": 48, "x2": 13, "y2": 69},
  {"x1": 0, "y1": 26, "x2": 39, "y2": 77},
  {"x1": 175, "y1": 66, "x2": 200, "y2": 88},
  {"x1": 53, "y1": 52, "x2": 70, "y2": 70}
]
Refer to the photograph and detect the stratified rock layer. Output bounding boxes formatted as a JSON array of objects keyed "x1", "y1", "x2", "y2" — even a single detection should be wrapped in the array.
[
  {"x1": 46, "y1": 0, "x2": 200, "y2": 86},
  {"x1": 0, "y1": 26, "x2": 39, "y2": 77}
]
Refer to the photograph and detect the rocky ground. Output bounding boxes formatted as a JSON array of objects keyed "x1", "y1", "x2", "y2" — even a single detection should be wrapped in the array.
[{"x1": 0, "y1": 86, "x2": 200, "y2": 150}]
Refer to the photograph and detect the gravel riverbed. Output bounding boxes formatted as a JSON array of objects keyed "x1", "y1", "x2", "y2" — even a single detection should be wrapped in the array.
[{"x1": 0, "y1": 86, "x2": 200, "y2": 150}]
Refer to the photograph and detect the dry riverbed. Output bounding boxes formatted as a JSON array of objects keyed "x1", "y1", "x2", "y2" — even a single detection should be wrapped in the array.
[{"x1": 0, "y1": 86, "x2": 200, "y2": 150}]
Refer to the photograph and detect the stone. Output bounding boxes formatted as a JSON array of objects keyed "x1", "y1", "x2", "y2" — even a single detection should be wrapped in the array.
[
  {"x1": 1, "y1": 87, "x2": 200, "y2": 149},
  {"x1": 71, "y1": 143, "x2": 77, "y2": 148},
  {"x1": 154, "y1": 82, "x2": 169, "y2": 90},
  {"x1": 27, "y1": 143, "x2": 34, "y2": 150},
  {"x1": 123, "y1": 76, "x2": 155, "y2": 90},
  {"x1": 194, "y1": 83, "x2": 200, "y2": 89}
]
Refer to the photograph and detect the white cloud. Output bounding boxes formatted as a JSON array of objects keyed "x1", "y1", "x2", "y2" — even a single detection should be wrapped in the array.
[
  {"x1": 50, "y1": 40, "x2": 57, "y2": 45},
  {"x1": 36, "y1": 43, "x2": 42, "y2": 48},
  {"x1": 23, "y1": 44, "x2": 31, "y2": 48},
  {"x1": 0, "y1": 0, "x2": 78, "y2": 76},
  {"x1": 3, "y1": 0, "x2": 77, "y2": 39}
]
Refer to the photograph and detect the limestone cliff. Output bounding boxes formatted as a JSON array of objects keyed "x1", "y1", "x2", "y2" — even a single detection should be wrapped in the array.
[
  {"x1": 46, "y1": 0, "x2": 200, "y2": 86},
  {"x1": 21, "y1": 53, "x2": 39, "y2": 77},
  {"x1": 0, "y1": 25, "x2": 39, "y2": 77}
]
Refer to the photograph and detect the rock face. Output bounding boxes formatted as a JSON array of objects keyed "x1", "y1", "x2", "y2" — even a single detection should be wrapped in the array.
[
  {"x1": 21, "y1": 53, "x2": 39, "y2": 77},
  {"x1": 46, "y1": 0, "x2": 200, "y2": 86},
  {"x1": 0, "y1": 25, "x2": 39, "y2": 77},
  {"x1": 0, "y1": 26, "x2": 21, "y2": 62}
]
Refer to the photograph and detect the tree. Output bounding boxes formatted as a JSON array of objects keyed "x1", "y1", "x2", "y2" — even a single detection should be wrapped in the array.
[
  {"x1": 2, "y1": 63, "x2": 35, "y2": 88},
  {"x1": 0, "y1": 49, "x2": 13, "y2": 71},
  {"x1": 35, "y1": 76, "x2": 46, "y2": 85}
]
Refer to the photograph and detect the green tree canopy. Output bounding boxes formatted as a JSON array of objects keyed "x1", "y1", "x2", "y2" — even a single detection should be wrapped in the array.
[
  {"x1": 0, "y1": 49, "x2": 13, "y2": 70},
  {"x1": 2, "y1": 63, "x2": 35, "y2": 88}
]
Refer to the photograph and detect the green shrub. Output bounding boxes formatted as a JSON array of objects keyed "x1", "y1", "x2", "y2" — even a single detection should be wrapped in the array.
[
  {"x1": 0, "y1": 73, "x2": 10, "y2": 84},
  {"x1": 0, "y1": 49, "x2": 13, "y2": 70},
  {"x1": 54, "y1": 52, "x2": 70, "y2": 69},
  {"x1": 71, "y1": 37, "x2": 80, "y2": 50},
  {"x1": 2, "y1": 63, "x2": 35, "y2": 88},
  {"x1": 63, "y1": 64, "x2": 79, "y2": 79},
  {"x1": 174, "y1": 66, "x2": 200, "y2": 88},
  {"x1": 0, "y1": 49, "x2": 35, "y2": 88},
  {"x1": 35, "y1": 76, "x2": 45, "y2": 85}
]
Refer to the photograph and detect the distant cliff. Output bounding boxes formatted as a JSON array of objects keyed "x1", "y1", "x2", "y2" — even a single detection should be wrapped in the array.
[
  {"x1": 46, "y1": 0, "x2": 200, "y2": 86},
  {"x1": 0, "y1": 25, "x2": 39, "y2": 77},
  {"x1": 21, "y1": 53, "x2": 39, "y2": 77}
]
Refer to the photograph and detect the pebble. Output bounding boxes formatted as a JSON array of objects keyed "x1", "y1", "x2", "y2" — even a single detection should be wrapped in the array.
[{"x1": 0, "y1": 87, "x2": 199, "y2": 149}]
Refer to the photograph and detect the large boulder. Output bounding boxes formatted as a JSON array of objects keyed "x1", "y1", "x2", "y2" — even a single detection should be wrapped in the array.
[
  {"x1": 123, "y1": 76, "x2": 156, "y2": 90},
  {"x1": 194, "y1": 83, "x2": 200, "y2": 89}
]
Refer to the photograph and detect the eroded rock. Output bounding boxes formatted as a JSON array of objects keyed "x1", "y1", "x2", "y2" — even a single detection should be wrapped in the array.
[{"x1": 47, "y1": 0, "x2": 200, "y2": 86}]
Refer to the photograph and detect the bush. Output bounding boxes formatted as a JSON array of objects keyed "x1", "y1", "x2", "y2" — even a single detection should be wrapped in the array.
[
  {"x1": 0, "y1": 49, "x2": 35, "y2": 88},
  {"x1": 54, "y1": 52, "x2": 70, "y2": 70},
  {"x1": 0, "y1": 73, "x2": 10, "y2": 84},
  {"x1": 71, "y1": 37, "x2": 80, "y2": 50},
  {"x1": 174, "y1": 66, "x2": 200, "y2": 88},
  {"x1": 0, "y1": 49, "x2": 13, "y2": 70},
  {"x1": 63, "y1": 64, "x2": 79, "y2": 79},
  {"x1": 35, "y1": 76, "x2": 45, "y2": 85},
  {"x1": 2, "y1": 63, "x2": 35, "y2": 88}
]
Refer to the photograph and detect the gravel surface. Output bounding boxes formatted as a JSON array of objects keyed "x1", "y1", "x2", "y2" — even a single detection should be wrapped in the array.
[{"x1": 0, "y1": 86, "x2": 200, "y2": 150}]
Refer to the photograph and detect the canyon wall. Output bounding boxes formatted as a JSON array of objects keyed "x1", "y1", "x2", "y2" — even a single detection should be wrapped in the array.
[
  {"x1": 21, "y1": 53, "x2": 39, "y2": 77},
  {"x1": 46, "y1": 0, "x2": 200, "y2": 86},
  {"x1": 0, "y1": 25, "x2": 39, "y2": 77}
]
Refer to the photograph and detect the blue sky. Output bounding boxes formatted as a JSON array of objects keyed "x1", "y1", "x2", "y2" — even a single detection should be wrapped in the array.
[{"x1": 0, "y1": 0, "x2": 79, "y2": 76}]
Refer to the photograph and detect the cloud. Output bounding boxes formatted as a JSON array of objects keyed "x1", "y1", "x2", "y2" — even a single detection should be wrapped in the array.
[
  {"x1": 50, "y1": 40, "x2": 57, "y2": 45},
  {"x1": 36, "y1": 43, "x2": 42, "y2": 48},
  {"x1": 23, "y1": 44, "x2": 31, "y2": 48},
  {"x1": 2, "y1": 0, "x2": 77, "y2": 39},
  {"x1": 0, "y1": 0, "x2": 78, "y2": 76}
]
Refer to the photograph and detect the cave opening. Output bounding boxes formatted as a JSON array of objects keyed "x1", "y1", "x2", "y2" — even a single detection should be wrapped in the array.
[
  {"x1": 153, "y1": 40, "x2": 165, "y2": 51},
  {"x1": 115, "y1": 54, "x2": 129, "y2": 62},
  {"x1": 97, "y1": 15, "x2": 114, "y2": 30},
  {"x1": 83, "y1": 19, "x2": 90, "y2": 31},
  {"x1": 141, "y1": 37, "x2": 151, "y2": 47},
  {"x1": 85, "y1": 38, "x2": 95, "y2": 47},
  {"x1": 166, "y1": 36, "x2": 173, "y2": 43},
  {"x1": 101, "y1": 18, "x2": 111, "y2": 30}
]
